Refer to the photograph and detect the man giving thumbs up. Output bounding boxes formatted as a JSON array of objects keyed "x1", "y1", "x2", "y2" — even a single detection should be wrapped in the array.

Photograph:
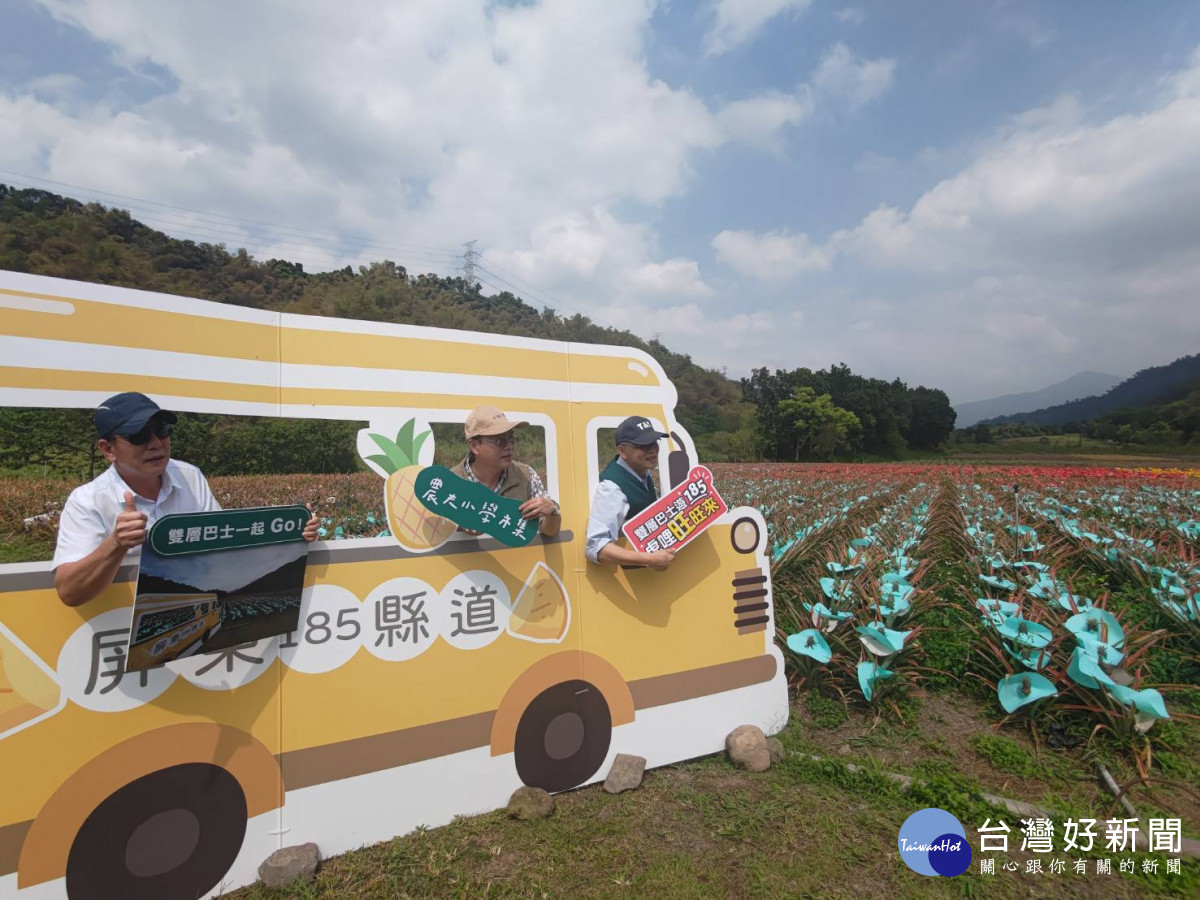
[{"x1": 52, "y1": 392, "x2": 318, "y2": 607}]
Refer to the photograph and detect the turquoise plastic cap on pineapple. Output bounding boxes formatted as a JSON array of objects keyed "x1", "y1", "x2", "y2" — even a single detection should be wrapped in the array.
[
  {"x1": 997, "y1": 672, "x2": 1056, "y2": 713},
  {"x1": 786, "y1": 629, "x2": 833, "y2": 664}
]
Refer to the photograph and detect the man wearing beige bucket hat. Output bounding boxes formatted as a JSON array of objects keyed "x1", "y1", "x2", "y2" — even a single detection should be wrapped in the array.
[{"x1": 451, "y1": 406, "x2": 561, "y2": 537}]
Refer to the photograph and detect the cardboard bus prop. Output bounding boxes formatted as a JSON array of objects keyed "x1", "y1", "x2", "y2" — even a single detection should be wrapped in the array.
[
  {"x1": 621, "y1": 465, "x2": 728, "y2": 554},
  {"x1": 125, "y1": 507, "x2": 311, "y2": 672},
  {"x1": 414, "y1": 466, "x2": 540, "y2": 546},
  {"x1": 0, "y1": 270, "x2": 786, "y2": 900}
]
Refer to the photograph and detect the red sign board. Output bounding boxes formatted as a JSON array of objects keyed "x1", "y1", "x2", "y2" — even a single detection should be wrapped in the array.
[{"x1": 622, "y1": 465, "x2": 728, "y2": 553}]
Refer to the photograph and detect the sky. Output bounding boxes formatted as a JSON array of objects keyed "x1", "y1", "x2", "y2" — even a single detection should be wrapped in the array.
[
  {"x1": 2, "y1": 1, "x2": 1199, "y2": 404},
  {"x1": 140, "y1": 540, "x2": 308, "y2": 593}
]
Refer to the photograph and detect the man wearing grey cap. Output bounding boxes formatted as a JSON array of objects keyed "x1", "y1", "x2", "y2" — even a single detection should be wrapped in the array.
[
  {"x1": 585, "y1": 416, "x2": 676, "y2": 570},
  {"x1": 53, "y1": 392, "x2": 318, "y2": 607}
]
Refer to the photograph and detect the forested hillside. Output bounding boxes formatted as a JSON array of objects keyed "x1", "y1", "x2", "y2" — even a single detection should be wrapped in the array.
[
  {"x1": 0, "y1": 185, "x2": 955, "y2": 463},
  {"x1": 0, "y1": 185, "x2": 748, "y2": 455},
  {"x1": 984, "y1": 354, "x2": 1200, "y2": 427}
]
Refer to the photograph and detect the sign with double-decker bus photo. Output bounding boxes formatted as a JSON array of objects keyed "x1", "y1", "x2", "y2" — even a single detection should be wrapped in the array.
[{"x1": 124, "y1": 506, "x2": 311, "y2": 671}]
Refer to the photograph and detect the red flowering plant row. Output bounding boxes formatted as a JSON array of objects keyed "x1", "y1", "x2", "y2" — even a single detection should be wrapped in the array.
[{"x1": 0, "y1": 472, "x2": 389, "y2": 561}]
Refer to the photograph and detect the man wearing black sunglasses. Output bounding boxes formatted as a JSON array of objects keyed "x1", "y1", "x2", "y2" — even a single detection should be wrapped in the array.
[{"x1": 52, "y1": 392, "x2": 318, "y2": 607}]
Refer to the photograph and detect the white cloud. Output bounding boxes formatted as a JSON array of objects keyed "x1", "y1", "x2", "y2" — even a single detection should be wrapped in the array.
[
  {"x1": 853, "y1": 150, "x2": 895, "y2": 173},
  {"x1": 811, "y1": 42, "x2": 896, "y2": 110},
  {"x1": 624, "y1": 259, "x2": 715, "y2": 298},
  {"x1": 838, "y1": 64, "x2": 1200, "y2": 276},
  {"x1": 833, "y1": 7, "x2": 865, "y2": 26},
  {"x1": 591, "y1": 301, "x2": 775, "y2": 374},
  {"x1": 992, "y1": 5, "x2": 1055, "y2": 49},
  {"x1": 698, "y1": 47, "x2": 1200, "y2": 400},
  {"x1": 484, "y1": 207, "x2": 715, "y2": 306},
  {"x1": 712, "y1": 228, "x2": 833, "y2": 281},
  {"x1": 715, "y1": 88, "x2": 814, "y2": 150},
  {"x1": 5, "y1": 0, "x2": 809, "y2": 308},
  {"x1": 703, "y1": 0, "x2": 814, "y2": 56}
]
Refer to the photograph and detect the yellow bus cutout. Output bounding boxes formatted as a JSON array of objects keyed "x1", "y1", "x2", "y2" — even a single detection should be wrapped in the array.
[{"x1": 0, "y1": 270, "x2": 787, "y2": 900}]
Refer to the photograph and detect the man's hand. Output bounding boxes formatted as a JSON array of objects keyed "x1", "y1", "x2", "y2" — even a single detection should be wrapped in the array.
[
  {"x1": 57, "y1": 492, "x2": 145, "y2": 607},
  {"x1": 641, "y1": 549, "x2": 677, "y2": 570},
  {"x1": 302, "y1": 505, "x2": 320, "y2": 542},
  {"x1": 112, "y1": 491, "x2": 148, "y2": 550},
  {"x1": 519, "y1": 496, "x2": 558, "y2": 520}
]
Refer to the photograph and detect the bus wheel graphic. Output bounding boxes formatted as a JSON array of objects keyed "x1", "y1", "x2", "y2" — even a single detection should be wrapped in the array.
[
  {"x1": 514, "y1": 679, "x2": 612, "y2": 793},
  {"x1": 65, "y1": 763, "x2": 247, "y2": 900}
]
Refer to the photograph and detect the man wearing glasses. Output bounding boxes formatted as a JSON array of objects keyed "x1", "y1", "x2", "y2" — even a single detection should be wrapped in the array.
[
  {"x1": 53, "y1": 392, "x2": 318, "y2": 607},
  {"x1": 451, "y1": 405, "x2": 561, "y2": 537},
  {"x1": 585, "y1": 416, "x2": 676, "y2": 570}
]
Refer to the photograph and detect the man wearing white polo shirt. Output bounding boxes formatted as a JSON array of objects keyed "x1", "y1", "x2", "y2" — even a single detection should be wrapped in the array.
[{"x1": 53, "y1": 392, "x2": 317, "y2": 607}]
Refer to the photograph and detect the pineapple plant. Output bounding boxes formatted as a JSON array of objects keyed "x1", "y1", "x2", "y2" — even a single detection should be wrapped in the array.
[{"x1": 362, "y1": 418, "x2": 457, "y2": 552}]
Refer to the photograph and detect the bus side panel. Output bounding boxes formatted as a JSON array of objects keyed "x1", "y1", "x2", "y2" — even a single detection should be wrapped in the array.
[
  {"x1": 585, "y1": 509, "x2": 788, "y2": 753},
  {"x1": 568, "y1": 390, "x2": 789, "y2": 782},
  {"x1": 0, "y1": 575, "x2": 286, "y2": 899},
  {"x1": 272, "y1": 549, "x2": 590, "y2": 860}
]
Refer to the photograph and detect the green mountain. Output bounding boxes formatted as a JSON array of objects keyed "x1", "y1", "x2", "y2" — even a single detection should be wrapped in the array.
[
  {"x1": 984, "y1": 354, "x2": 1200, "y2": 427},
  {"x1": 0, "y1": 184, "x2": 749, "y2": 456},
  {"x1": 954, "y1": 370, "x2": 1123, "y2": 428}
]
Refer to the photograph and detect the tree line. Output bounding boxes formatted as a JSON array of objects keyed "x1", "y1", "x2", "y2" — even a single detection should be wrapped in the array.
[{"x1": 740, "y1": 364, "x2": 956, "y2": 460}]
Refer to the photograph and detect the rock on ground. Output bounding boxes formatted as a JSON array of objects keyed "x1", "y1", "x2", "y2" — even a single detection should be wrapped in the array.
[
  {"x1": 726, "y1": 724, "x2": 771, "y2": 772},
  {"x1": 507, "y1": 785, "x2": 555, "y2": 819},
  {"x1": 604, "y1": 753, "x2": 647, "y2": 793},
  {"x1": 766, "y1": 737, "x2": 786, "y2": 764},
  {"x1": 259, "y1": 843, "x2": 319, "y2": 889}
]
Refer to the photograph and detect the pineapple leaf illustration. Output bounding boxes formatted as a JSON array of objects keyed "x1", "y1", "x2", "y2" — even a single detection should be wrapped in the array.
[
  {"x1": 367, "y1": 432, "x2": 408, "y2": 472},
  {"x1": 411, "y1": 427, "x2": 432, "y2": 463},
  {"x1": 365, "y1": 453, "x2": 394, "y2": 473},
  {"x1": 395, "y1": 419, "x2": 417, "y2": 462}
]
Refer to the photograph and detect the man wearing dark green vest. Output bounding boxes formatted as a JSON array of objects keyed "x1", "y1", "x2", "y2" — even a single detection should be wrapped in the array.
[
  {"x1": 585, "y1": 416, "x2": 677, "y2": 570},
  {"x1": 451, "y1": 405, "x2": 561, "y2": 537}
]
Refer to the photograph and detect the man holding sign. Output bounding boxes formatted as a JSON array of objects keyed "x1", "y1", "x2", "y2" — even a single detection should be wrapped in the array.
[
  {"x1": 585, "y1": 416, "x2": 676, "y2": 571},
  {"x1": 450, "y1": 406, "x2": 561, "y2": 538},
  {"x1": 53, "y1": 392, "x2": 319, "y2": 607}
]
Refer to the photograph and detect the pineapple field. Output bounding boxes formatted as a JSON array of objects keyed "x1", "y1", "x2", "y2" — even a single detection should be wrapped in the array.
[{"x1": 4, "y1": 460, "x2": 1200, "y2": 892}]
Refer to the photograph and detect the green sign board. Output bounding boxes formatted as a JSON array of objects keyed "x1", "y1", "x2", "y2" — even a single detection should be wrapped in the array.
[
  {"x1": 414, "y1": 466, "x2": 538, "y2": 547},
  {"x1": 148, "y1": 505, "x2": 310, "y2": 557}
]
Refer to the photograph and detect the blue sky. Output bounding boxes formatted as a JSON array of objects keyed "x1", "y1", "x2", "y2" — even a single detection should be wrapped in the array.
[{"x1": 2, "y1": 1, "x2": 1199, "y2": 403}]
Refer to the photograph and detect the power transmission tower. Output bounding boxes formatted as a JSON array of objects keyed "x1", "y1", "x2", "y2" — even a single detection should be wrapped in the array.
[{"x1": 462, "y1": 240, "x2": 480, "y2": 287}]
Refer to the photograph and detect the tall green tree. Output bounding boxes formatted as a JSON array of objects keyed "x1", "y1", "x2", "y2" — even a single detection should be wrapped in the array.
[{"x1": 777, "y1": 386, "x2": 862, "y2": 460}]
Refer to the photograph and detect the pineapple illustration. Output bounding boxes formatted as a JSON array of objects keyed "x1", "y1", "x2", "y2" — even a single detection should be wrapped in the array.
[
  {"x1": 362, "y1": 418, "x2": 457, "y2": 552},
  {"x1": 508, "y1": 562, "x2": 570, "y2": 643}
]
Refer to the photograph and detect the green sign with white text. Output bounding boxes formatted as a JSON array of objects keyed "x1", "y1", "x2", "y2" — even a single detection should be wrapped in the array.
[
  {"x1": 414, "y1": 466, "x2": 538, "y2": 547},
  {"x1": 148, "y1": 505, "x2": 310, "y2": 557}
]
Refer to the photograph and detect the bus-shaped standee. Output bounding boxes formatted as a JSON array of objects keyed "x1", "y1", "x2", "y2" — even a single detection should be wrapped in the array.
[{"x1": 0, "y1": 270, "x2": 787, "y2": 900}]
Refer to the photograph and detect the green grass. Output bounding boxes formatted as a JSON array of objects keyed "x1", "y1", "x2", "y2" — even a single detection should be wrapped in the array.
[
  {"x1": 229, "y1": 715, "x2": 1199, "y2": 899},
  {"x1": 805, "y1": 691, "x2": 849, "y2": 729},
  {"x1": 0, "y1": 531, "x2": 53, "y2": 563},
  {"x1": 970, "y1": 733, "x2": 1036, "y2": 778}
]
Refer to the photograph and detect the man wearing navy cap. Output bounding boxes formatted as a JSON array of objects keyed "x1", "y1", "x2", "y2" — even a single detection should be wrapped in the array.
[
  {"x1": 53, "y1": 392, "x2": 318, "y2": 607},
  {"x1": 585, "y1": 416, "x2": 676, "y2": 570}
]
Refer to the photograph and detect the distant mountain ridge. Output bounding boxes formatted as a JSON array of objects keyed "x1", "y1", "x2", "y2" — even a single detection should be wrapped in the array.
[
  {"x1": 983, "y1": 354, "x2": 1200, "y2": 426},
  {"x1": 954, "y1": 371, "x2": 1123, "y2": 428}
]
